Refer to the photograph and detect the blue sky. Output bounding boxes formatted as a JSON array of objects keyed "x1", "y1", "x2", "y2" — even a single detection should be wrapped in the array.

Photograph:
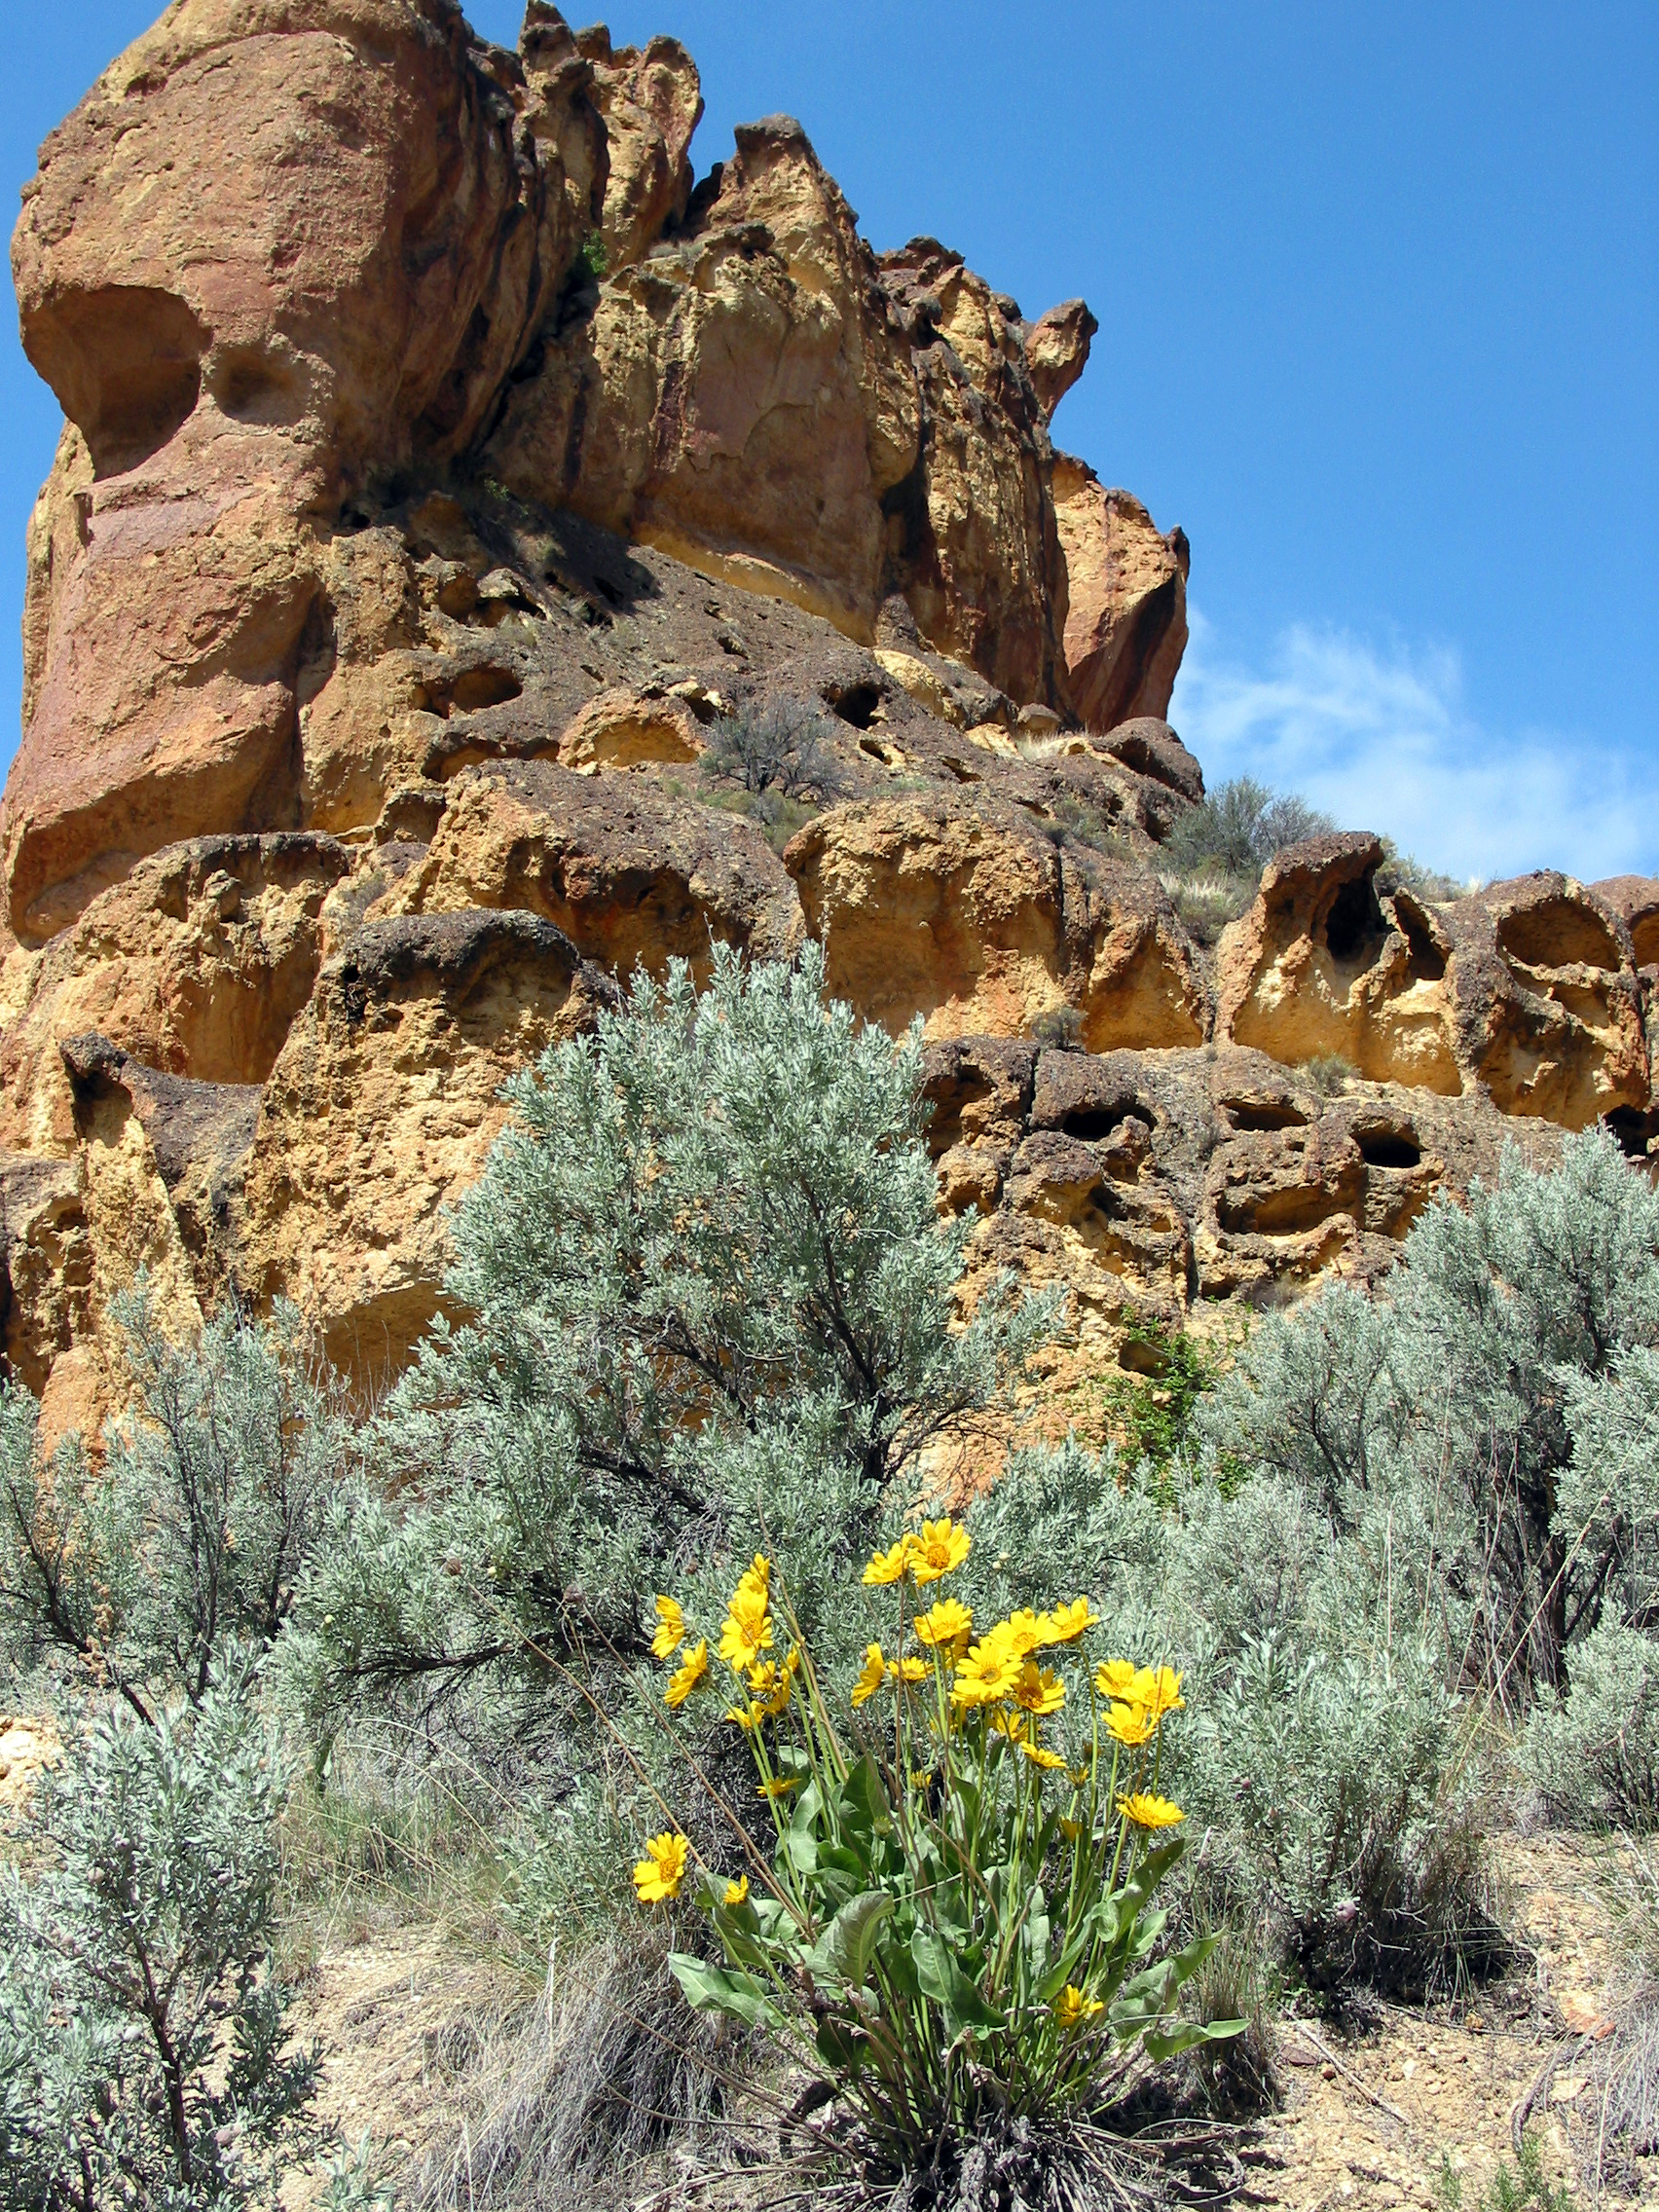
[{"x1": 3, "y1": 3, "x2": 1655, "y2": 884}]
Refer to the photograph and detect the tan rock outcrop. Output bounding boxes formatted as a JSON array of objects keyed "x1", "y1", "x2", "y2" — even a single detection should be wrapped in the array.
[
  {"x1": 3, "y1": 0, "x2": 605, "y2": 941},
  {"x1": 3, "y1": 0, "x2": 1193, "y2": 946},
  {"x1": 0, "y1": 1035, "x2": 208, "y2": 1445},
  {"x1": 786, "y1": 793, "x2": 1205, "y2": 1049},
  {"x1": 0, "y1": 833, "x2": 351, "y2": 1156},
  {"x1": 557, "y1": 687, "x2": 707, "y2": 769},
  {"x1": 1593, "y1": 876, "x2": 1659, "y2": 969},
  {"x1": 240, "y1": 911, "x2": 614, "y2": 1382},
  {"x1": 1217, "y1": 833, "x2": 1463, "y2": 1093},
  {"x1": 925, "y1": 1038, "x2": 1550, "y2": 1359},
  {"x1": 873, "y1": 240, "x2": 1066, "y2": 705},
  {"x1": 1217, "y1": 837, "x2": 1650, "y2": 1129},
  {"x1": 578, "y1": 21, "x2": 703, "y2": 268},
  {"x1": 1461, "y1": 873, "x2": 1649, "y2": 1126},
  {"x1": 1023, "y1": 301, "x2": 1097, "y2": 422},
  {"x1": 488, "y1": 115, "x2": 924, "y2": 646},
  {"x1": 1051, "y1": 460, "x2": 1191, "y2": 735},
  {"x1": 385, "y1": 759, "x2": 803, "y2": 977}
]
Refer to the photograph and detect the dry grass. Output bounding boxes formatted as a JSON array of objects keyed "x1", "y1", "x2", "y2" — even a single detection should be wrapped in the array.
[
  {"x1": 1575, "y1": 1835, "x2": 1659, "y2": 2195},
  {"x1": 276, "y1": 1734, "x2": 523, "y2": 1977},
  {"x1": 409, "y1": 1933, "x2": 760, "y2": 2212}
]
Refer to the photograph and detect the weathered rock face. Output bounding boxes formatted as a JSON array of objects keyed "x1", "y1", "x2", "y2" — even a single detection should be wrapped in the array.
[
  {"x1": 921, "y1": 1036, "x2": 1557, "y2": 1425},
  {"x1": 4, "y1": 0, "x2": 1194, "y2": 946},
  {"x1": 787, "y1": 794, "x2": 1205, "y2": 1051},
  {"x1": 1051, "y1": 461, "x2": 1190, "y2": 737},
  {"x1": 4, "y1": 0, "x2": 613, "y2": 946},
  {"x1": 0, "y1": 0, "x2": 1650, "y2": 1437},
  {"x1": 1216, "y1": 837, "x2": 1650, "y2": 1130},
  {"x1": 386, "y1": 758, "x2": 805, "y2": 977},
  {"x1": 240, "y1": 911, "x2": 615, "y2": 1381}
]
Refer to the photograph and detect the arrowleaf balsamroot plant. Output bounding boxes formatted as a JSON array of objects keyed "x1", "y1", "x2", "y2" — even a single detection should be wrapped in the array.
[{"x1": 633, "y1": 1527, "x2": 1239, "y2": 2175}]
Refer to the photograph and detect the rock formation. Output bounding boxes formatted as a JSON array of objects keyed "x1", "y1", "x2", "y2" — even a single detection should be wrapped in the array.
[{"x1": 0, "y1": 0, "x2": 1650, "y2": 1433}]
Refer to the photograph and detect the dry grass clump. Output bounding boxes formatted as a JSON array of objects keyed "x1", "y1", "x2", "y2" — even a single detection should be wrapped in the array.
[
  {"x1": 411, "y1": 1934, "x2": 751, "y2": 2212},
  {"x1": 1572, "y1": 1835, "x2": 1659, "y2": 2194}
]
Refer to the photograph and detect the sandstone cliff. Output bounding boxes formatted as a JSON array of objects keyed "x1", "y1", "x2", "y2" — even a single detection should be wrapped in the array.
[{"x1": 0, "y1": 0, "x2": 1651, "y2": 1440}]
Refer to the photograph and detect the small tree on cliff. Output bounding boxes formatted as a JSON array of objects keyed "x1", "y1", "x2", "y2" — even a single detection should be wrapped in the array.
[{"x1": 288, "y1": 943, "x2": 1056, "y2": 1744}]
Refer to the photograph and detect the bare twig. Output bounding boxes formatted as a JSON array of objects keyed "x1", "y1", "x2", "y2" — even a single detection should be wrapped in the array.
[{"x1": 1285, "y1": 2020, "x2": 1408, "y2": 2127}]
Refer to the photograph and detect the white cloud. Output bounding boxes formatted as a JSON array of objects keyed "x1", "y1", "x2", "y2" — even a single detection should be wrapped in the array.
[{"x1": 1168, "y1": 613, "x2": 1657, "y2": 887}]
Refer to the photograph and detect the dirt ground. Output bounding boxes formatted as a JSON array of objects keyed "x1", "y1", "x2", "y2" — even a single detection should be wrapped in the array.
[
  {"x1": 283, "y1": 1830, "x2": 1651, "y2": 2207},
  {"x1": 1253, "y1": 1833, "x2": 1635, "y2": 2210}
]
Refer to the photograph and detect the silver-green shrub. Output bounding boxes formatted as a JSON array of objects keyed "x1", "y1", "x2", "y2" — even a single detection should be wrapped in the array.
[
  {"x1": 960, "y1": 1443, "x2": 1495, "y2": 1996},
  {"x1": 1524, "y1": 1622, "x2": 1659, "y2": 1828},
  {"x1": 0, "y1": 1289, "x2": 353, "y2": 1719},
  {"x1": 286, "y1": 945, "x2": 1055, "y2": 1752},
  {"x1": 0, "y1": 1668, "x2": 326, "y2": 2210},
  {"x1": 1197, "y1": 1128, "x2": 1659, "y2": 1692}
]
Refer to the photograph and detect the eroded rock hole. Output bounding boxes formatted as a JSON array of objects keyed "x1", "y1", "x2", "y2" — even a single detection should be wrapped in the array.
[
  {"x1": 830, "y1": 683, "x2": 882, "y2": 729},
  {"x1": 1324, "y1": 875, "x2": 1386, "y2": 965},
  {"x1": 1225, "y1": 1101, "x2": 1309, "y2": 1132},
  {"x1": 1495, "y1": 897, "x2": 1620, "y2": 973},
  {"x1": 41, "y1": 286, "x2": 208, "y2": 476},
  {"x1": 922, "y1": 1074, "x2": 989, "y2": 1157},
  {"x1": 212, "y1": 347, "x2": 306, "y2": 425},
  {"x1": 1356, "y1": 1130, "x2": 1421, "y2": 1170},
  {"x1": 1603, "y1": 1108, "x2": 1659, "y2": 1161},
  {"x1": 424, "y1": 666, "x2": 524, "y2": 719},
  {"x1": 1061, "y1": 1104, "x2": 1151, "y2": 1142},
  {"x1": 1392, "y1": 896, "x2": 1448, "y2": 983}
]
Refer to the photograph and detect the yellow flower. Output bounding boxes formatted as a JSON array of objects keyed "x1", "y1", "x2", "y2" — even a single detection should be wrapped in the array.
[
  {"x1": 717, "y1": 1589, "x2": 773, "y2": 1673},
  {"x1": 1105, "y1": 1700, "x2": 1156, "y2": 1748},
  {"x1": 748, "y1": 1659, "x2": 793, "y2": 1716},
  {"x1": 1066, "y1": 1763, "x2": 1092, "y2": 1789},
  {"x1": 893, "y1": 1655, "x2": 928, "y2": 1684},
  {"x1": 665, "y1": 1639, "x2": 709, "y2": 1710},
  {"x1": 851, "y1": 1642, "x2": 887, "y2": 1706},
  {"x1": 633, "y1": 1831, "x2": 689, "y2": 1903},
  {"x1": 732, "y1": 1554, "x2": 772, "y2": 1609},
  {"x1": 910, "y1": 1517, "x2": 971, "y2": 1585},
  {"x1": 722, "y1": 1875, "x2": 750, "y2": 1906},
  {"x1": 1139, "y1": 1664, "x2": 1185, "y2": 1720},
  {"x1": 914, "y1": 1598, "x2": 974, "y2": 1649},
  {"x1": 650, "y1": 1595, "x2": 686, "y2": 1661},
  {"x1": 862, "y1": 1537, "x2": 912, "y2": 1586},
  {"x1": 757, "y1": 1777, "x2": 797, "y2": 1800},
  {"x1": 1002, "y1": 1609, "x2": 1044, "y2": 1657},
  {"x1": 723, "y1": 1700, "x2": 763, "y2": 1732},
  {"x1": 1020, "y1": 1739, "x2": 1067, "y2": 1770},
  {"x1": 1094, "y1": 1657, "x2": 1140, "y2": 1702},
  {"x1": 1059, "y1": 1815, "x2": 1083, "y2": 1840},
  {"x1": 1118, "y1": 1791, "x2": 1185, "y2": 1829},
  {"x1": 1035, "y1": 1598, "x2": 1098, "y2": 1646},
  {"x1": 951, "y1": 1627, "x2": 1025, "y2": 1709},
  {"x1": 1012, "y1": 1659, "x2": 1065, "y2": 1716},
  {"x1": 1054, "y1": 1983, "x2": 1104, "y2": 2031}
]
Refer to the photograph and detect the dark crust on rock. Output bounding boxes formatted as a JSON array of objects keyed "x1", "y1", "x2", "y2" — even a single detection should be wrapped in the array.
[
  {"x1": 331, "y1": 909, "x2": 589, "y2": 1002},
  {"x1": 58, "y1": 1032, "x2": 262, "y2": 1189}
]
